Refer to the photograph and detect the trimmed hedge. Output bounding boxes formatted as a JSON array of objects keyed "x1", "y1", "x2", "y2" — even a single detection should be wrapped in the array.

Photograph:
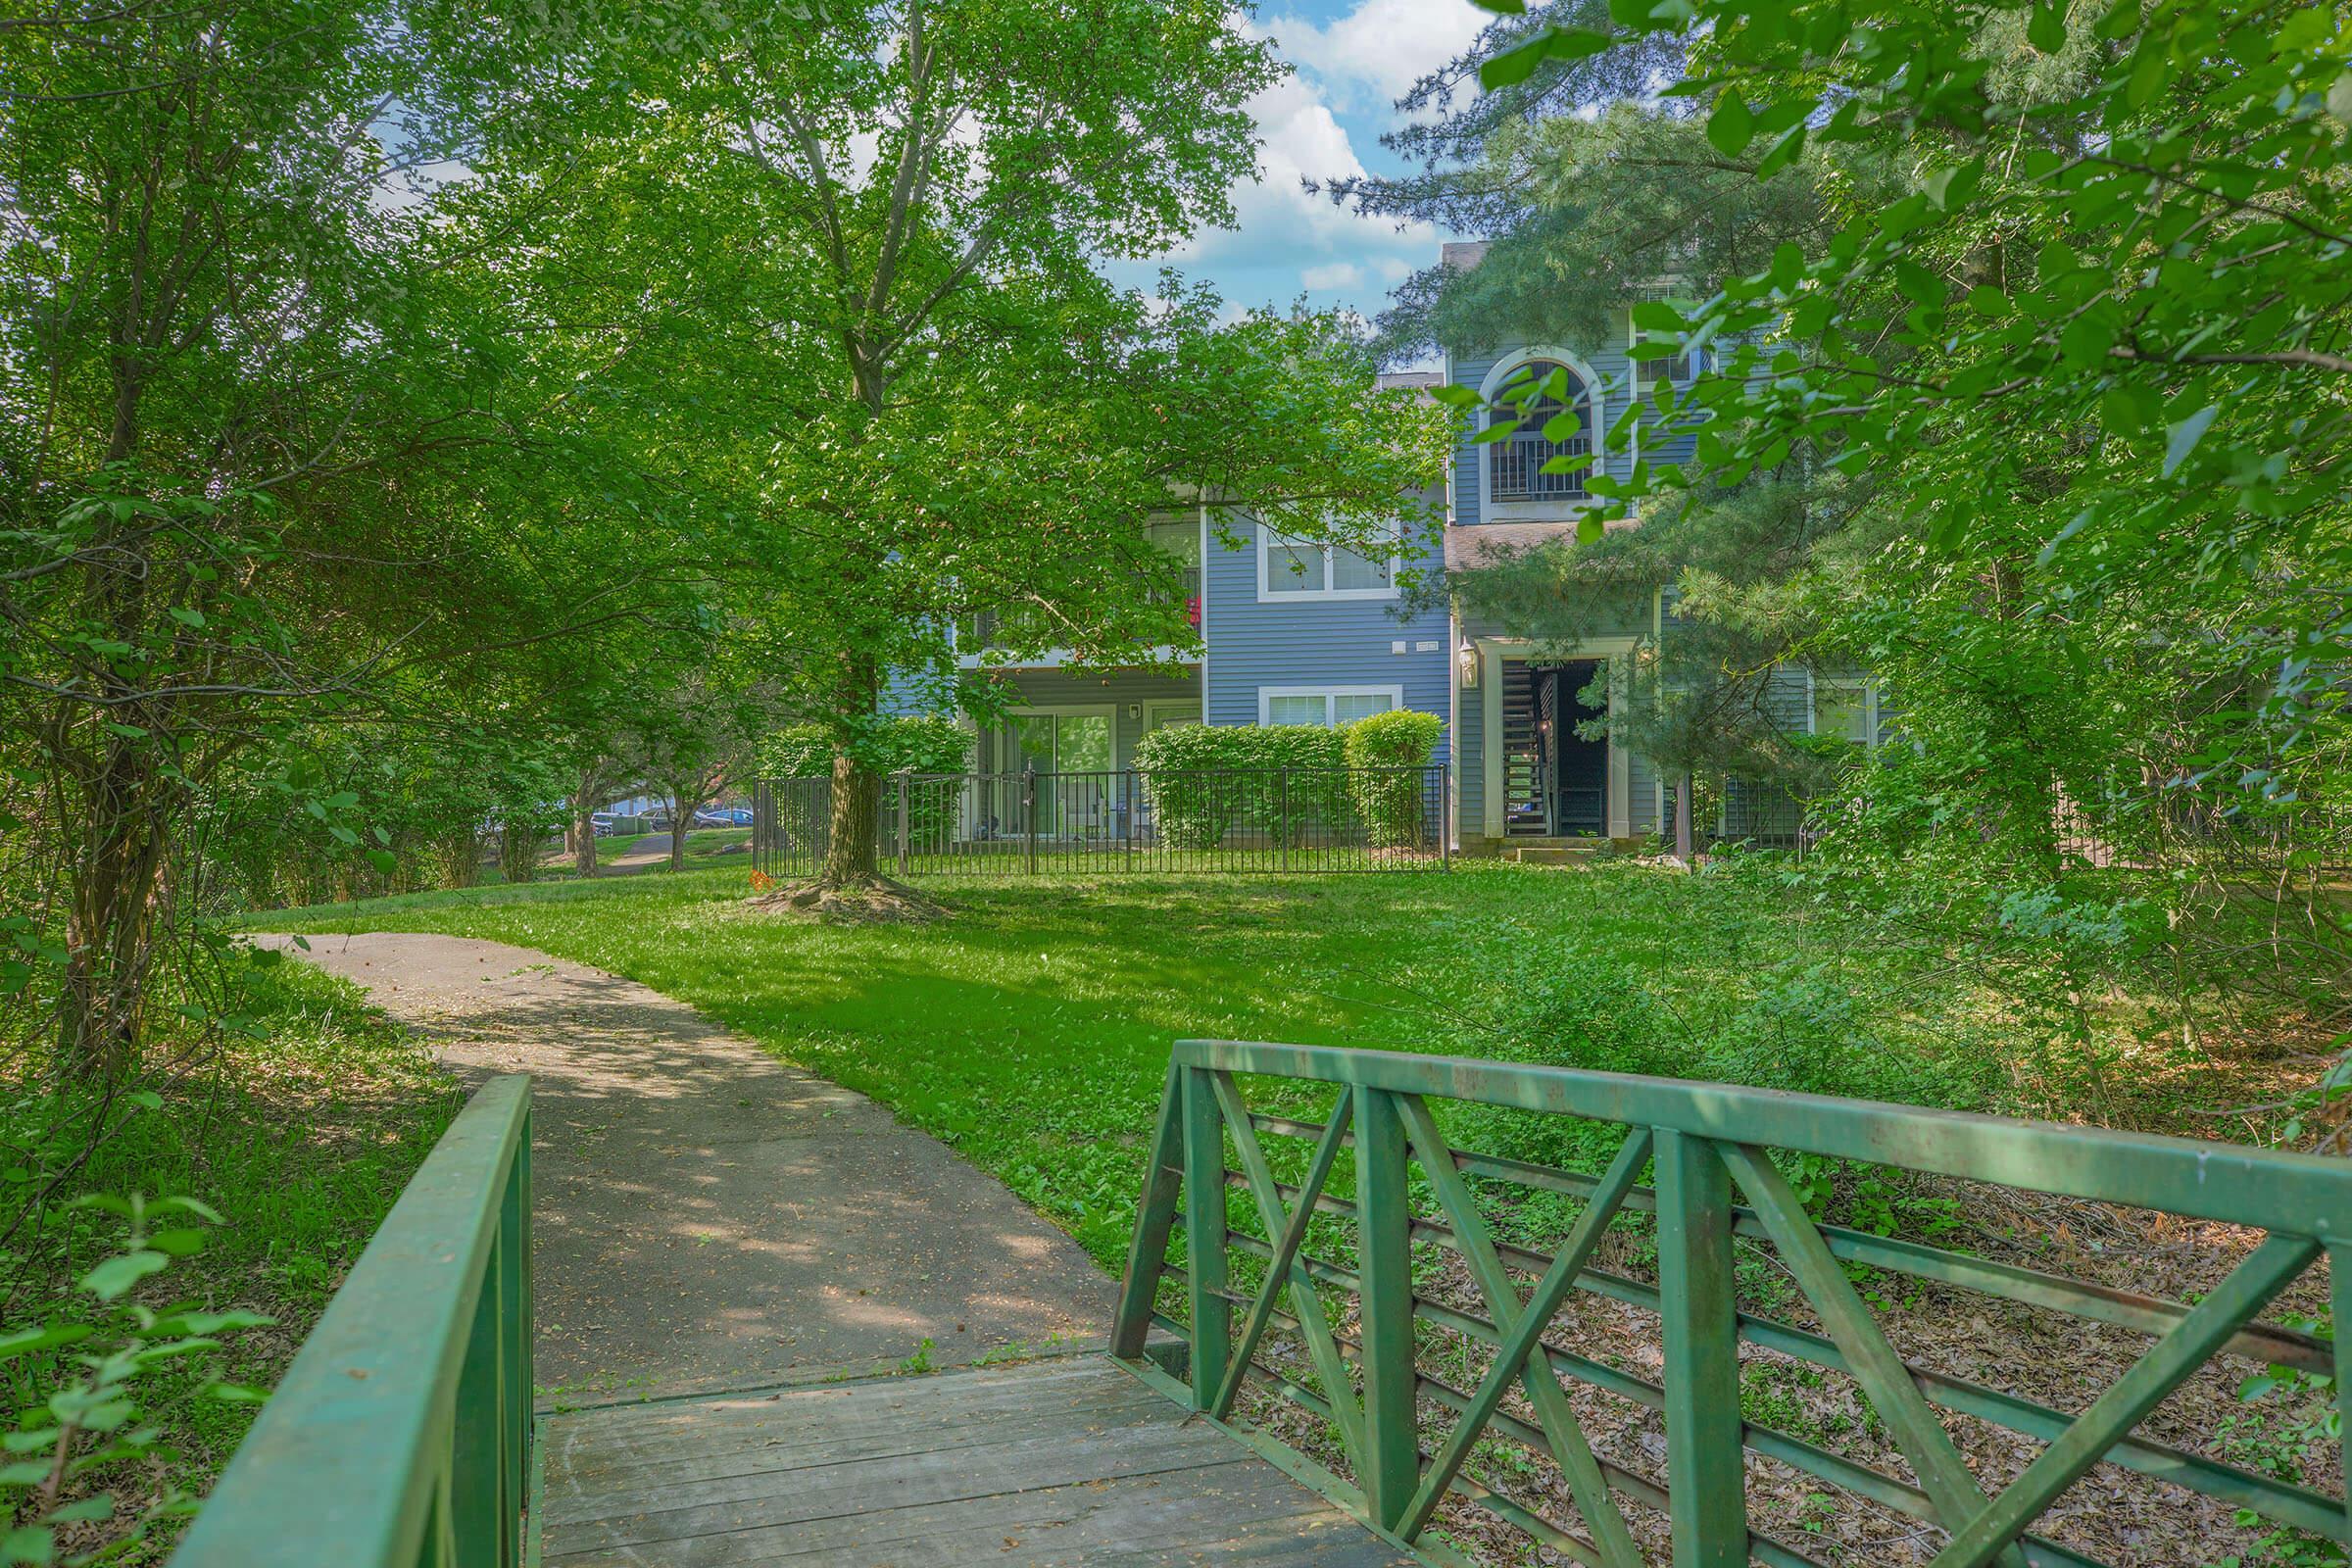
[
  {"x1": 1133, "y1": 716, "x2": 1442, "y2": 850},
  {"x1": 1343, "y1": 708, "x2": 1446, "y2": 847}
]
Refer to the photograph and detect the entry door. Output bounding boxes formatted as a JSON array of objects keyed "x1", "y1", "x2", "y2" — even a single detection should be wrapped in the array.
[{"x1": 1551, "y1": 662, "x2": 1609, "y2": 835}]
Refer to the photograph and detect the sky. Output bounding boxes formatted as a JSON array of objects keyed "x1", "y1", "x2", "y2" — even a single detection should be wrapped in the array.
[{"x1": 1101, "y1": 0, "x2": 1492, "y2": 334}]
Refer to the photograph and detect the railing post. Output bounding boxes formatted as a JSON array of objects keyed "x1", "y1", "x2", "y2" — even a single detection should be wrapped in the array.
[
  {"x1": 1655, "y1": 1128, "x2": 1746, "y2": 1568},
  {"x1": 895, "y1": 770, "x2": 911, "y2": 876},
  {"x1": 1181, "y1": 1065, "x2": 1229, "y2": 1408},
  {"x1": 1278, "y1": 767, "x2": 1291, "y2": 873},
  {"x1": 1023, "y1": 766, "x2": 1039, "y2": 875},
  {"x1": 1124, "y1": 768, "x2": 1135, "y2": 872},
  {"x1": 1440, "y1": 764, "x2": 1451, "y2": 870},
  {"x1": 1353, "y1": 1086, "x2": 1420, "y2": 1532}
]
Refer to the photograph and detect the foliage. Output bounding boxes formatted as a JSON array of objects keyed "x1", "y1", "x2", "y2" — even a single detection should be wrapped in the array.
[
  {"x1": 0, "y1": 0, "x2": 702, "y2": 1079},
  {"x1": 759, "y1": 717, "x2": 968, "y2": 783},
  {"x1": 1131, "y1": 724, "x2": 1351, "y2": 849},
  {"x1": 1360, "y1": 0, "x2": 2352, "y2": 1093},
  {"x1": 1342, "y1": 710, "x2": 1446, "y2": 848},
  {"x1": 487, "y1": 0, "x2": 1452, "y2": 884},
  {"x1": 0, "y1": 1196, "x2": 269, "y2": 1567}
]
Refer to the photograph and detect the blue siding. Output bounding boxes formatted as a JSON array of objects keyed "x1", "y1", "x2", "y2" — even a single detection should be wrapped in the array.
[{"x1": 1201, "y1": 495, "x2": 1451, "y2": 762}]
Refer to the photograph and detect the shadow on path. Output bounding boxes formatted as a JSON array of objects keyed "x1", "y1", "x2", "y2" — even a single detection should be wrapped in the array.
[{"x1": 250, "y1": 931, "x2": 1113, "y2": 1403}]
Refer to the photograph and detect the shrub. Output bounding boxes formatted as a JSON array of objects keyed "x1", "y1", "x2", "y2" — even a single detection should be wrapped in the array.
[
  {"x1": 1133, "y1": 723, "x2": 1360, "y2": 848},
  {"x1": 1132, "y1": 722, "x2": 1247, "y2": 848},
  {"x1": 1343, "y1": 709, "x2": 1444, "y2": 847}
]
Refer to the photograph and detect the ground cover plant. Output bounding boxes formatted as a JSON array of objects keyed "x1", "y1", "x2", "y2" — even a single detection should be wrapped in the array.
[{"x1": 0, "y1": 956, "x2": 461, "y2": 1561}]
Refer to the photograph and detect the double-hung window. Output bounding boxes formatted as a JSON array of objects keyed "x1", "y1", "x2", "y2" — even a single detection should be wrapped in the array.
[
  {"x1": 1259, "y1": 522, "x2": 1398, "y2": 601},
  {"x1": 1632, "y1": 325, "x2": 1701, "y2": 398},
  {"x1": 1811, "y1": 677, "x2": 1878, "y2": 746},
  {"x1": 1259, "y1": 687, "x2": 1401, "y2": 727}
]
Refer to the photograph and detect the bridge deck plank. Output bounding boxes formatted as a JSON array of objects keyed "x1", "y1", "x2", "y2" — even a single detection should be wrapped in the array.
[{"x1": 538, "y1": 1355, "x2": 1415, "y2": 1566}]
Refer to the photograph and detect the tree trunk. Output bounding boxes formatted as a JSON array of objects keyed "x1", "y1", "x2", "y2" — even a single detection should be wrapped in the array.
[
  {"x1": 820, "y1": 751, "x2": 883, "y2": 885},
  {"x1": 572, "y1": 765, "x2": 607, "y2": 878},
  {"x1": 503, "y1": 820, "x2": 546, "y2": 883},
  {"x1": 59, "y1": 745, "x2": 172, "y2": 1084}
]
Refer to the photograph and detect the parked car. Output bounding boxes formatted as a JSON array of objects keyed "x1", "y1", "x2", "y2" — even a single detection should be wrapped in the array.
[
  {"x1": 692, "y1": 808, "x2": 732, "y2": 827},
  {"x1": 589, "y1": 812, "x2": 619, "y2": 837}
]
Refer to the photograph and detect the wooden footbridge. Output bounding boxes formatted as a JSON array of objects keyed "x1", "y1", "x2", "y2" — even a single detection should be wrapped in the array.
[{"x1": 174, "y1": 1047, "x2": 2352, "y2": 1567}]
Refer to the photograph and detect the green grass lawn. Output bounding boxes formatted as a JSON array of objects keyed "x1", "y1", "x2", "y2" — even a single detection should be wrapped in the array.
[{"x1": 253, "y1": 859, "x2": 2134, "y2": 1268}]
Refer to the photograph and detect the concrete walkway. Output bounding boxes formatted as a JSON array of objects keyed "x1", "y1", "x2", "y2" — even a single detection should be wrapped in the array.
[{"x1": 253, "y1": 932, "x2": 1113, "y2": 1402}]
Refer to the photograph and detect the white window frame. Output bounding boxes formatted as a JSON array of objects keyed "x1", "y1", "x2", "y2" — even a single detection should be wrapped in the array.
[
  {"x1": 1629, "y1": 314, "x2": 1703, "y2": 396},
  {"x1": 1255, "y1": 518, "x2": 1404, "y2": 604},
  {"x1": 1806, "y1": 672, "x2": 1878, "y2": 747},
  {"x1": 1255, "y1": 684, "x2": 1406, "y2": 727},
  {"x1": 1476, "y1": 348, "x2": 1606, "y2": 523}
]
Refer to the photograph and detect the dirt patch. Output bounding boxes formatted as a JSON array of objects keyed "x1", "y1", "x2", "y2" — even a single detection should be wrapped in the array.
[{"x1": 747, "y1": 878, "x2": 948, "y2": 924}]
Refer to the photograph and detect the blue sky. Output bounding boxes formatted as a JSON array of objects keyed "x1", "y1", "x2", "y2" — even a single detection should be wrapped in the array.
[{"x1": 1102, "y1": 0, "x2": 1490, "y2": 333}]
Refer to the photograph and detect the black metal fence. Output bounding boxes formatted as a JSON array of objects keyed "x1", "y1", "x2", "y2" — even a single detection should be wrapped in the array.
[{"x1": 753, "y1": 765, "x2": 1449, "y2": 878}]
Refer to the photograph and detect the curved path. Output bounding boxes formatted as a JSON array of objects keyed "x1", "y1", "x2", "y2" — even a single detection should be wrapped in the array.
[{"x1": 255, "y1": 932, "x2": 1112, "y2": 1402}]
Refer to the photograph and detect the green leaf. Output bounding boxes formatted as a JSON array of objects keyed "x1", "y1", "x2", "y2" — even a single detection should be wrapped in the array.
[
  {"x1": 1753, "y1": 123, "x2": 1806, "y2": 178},
  {"x1": 1468, "y1": 0, "x2": 1523, "y2": 13},
  {"x1": 1576, "y1": 514, "x2": 1605, "y2": 545},
  {"x1": 167, "y1": 607, "x2": 206, "y2": 629},
  {"x1": 1480, "y1": 34, "x2": 1548, "y2": 89},
  {"x1": 2028, "y1": 5, "x2": 2067, "y2": 53},
  {"x1": 2163, "y1": 404, "x2": 2219, "y2": 477},
  {"x1": 147, "y1": 1228, "x2": 208, "y2": 1257},
  {"x1": 1707, "y1": 94, "x2": 1754, "y2": 157},
  {"x1": 43, "y1": 1497, "x2": 111, "y2": 1525},
  {"x1": 0, "y1": 1326, "x2": 92, "y2": 1363},
  {"x1": 79, "y1": 1250, "x2": 168, "y2": 1302},
  {"x1": 1629, "y1": 300, "x2": 1684, "y2": 331},
  {"x1": 1544, "y1": 26, "x2": 1614, "y2": 59},
  {"x1": 1, "y1": 1524, "x2": 54, "y2": 1565}
]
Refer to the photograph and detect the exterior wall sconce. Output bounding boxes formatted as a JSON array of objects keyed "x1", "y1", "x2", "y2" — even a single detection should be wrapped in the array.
[
  {"x1": 1457, "y1": 638, "x2": 1480, "y2": 689},
  {"x1": 1127, "y1": 704, "x2": 1144, "y2": 720}
]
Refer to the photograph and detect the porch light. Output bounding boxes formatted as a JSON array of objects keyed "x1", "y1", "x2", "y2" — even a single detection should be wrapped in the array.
[{"x1": 1457, "y1": 638, "x2": 1480, "y2": 689}]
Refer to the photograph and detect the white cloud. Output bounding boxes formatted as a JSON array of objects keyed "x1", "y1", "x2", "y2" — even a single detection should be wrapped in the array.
[
  {"x1": 1255, "y1": 0, "x2": 1489, "y2": 114},
  {"x1": 1301, "y1": 261, "x2": 1364, "y2": 290},
  {"x1": 1171, "y1": 74, "x2": 1435, "y2": 272}
]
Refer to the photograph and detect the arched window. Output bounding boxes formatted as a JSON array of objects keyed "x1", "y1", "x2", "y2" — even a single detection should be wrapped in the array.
[{"x1": 1488, "y1": 359, "x2": 1592, "y2": 503}]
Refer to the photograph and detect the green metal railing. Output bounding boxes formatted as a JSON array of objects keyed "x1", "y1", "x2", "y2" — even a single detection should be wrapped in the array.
[
  {"x1": 175, "y1": 1074, "x2": 534, "y2": 1568},
  {"x1": 1112, "y1": 1042, "x2": 2352, "y2": 1567}
]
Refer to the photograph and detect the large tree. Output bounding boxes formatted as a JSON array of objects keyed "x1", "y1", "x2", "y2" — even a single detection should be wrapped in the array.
[
  {"x1": 508, "y1": 0, "x2": 1450, "y2": 900},
  {"x1": 0, "y1": 3, "x2": 687, "y2": 1076}
]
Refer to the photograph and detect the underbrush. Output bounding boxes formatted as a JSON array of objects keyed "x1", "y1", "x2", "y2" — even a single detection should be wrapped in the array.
[{"x1": 0, "y1": 955, "x2": 462, "y2": 1561}]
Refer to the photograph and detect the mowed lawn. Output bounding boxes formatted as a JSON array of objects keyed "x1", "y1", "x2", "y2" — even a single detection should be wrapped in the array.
[{"x1": 254, "y1": 860, "x2": 2073, "y2": 1268}]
